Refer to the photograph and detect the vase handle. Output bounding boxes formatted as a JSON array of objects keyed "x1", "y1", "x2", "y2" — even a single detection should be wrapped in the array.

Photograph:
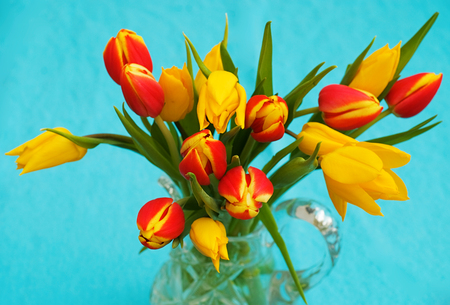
[{"x1": 268, "y1": 198, "x2": 341, "y2": 303}]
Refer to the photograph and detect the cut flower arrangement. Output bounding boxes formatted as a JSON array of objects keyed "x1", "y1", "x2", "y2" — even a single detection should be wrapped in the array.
[{"x1": 6, "y1": 13, "x2": 443, "y2": 304}]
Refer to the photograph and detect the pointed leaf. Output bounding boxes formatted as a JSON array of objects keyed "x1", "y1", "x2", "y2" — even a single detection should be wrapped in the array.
[
  {"x1": 187, "y1": 172, "x2": 221, "y2": 214},
  {"x1": 220, "y1": 42, "x2": 237, "y2": 75},
  {"x1": 255, "y1": 22, "x2": 273, "y2": 96},
  {"x1": 284, "y1": 62, "x2": 325, "y2": 106},
  {"x1": 183, "y1": 33, "x2": 211, "y2": 78},
  {"x1": 262, "y1": 137, "x2": 303, "y2": 174},
  {"x1": 340, "y1": 37, "x2": 376, "y2": 85}
]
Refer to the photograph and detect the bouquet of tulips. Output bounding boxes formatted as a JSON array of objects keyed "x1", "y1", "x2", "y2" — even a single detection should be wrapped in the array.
[{"x1": 6, "y1": 13, "x2": 443, "y2": 302}]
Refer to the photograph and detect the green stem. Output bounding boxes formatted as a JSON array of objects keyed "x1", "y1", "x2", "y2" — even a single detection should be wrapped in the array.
[
  {"x1": 294, "y1": 106, "x2": 319, "y2": 118},
  {"x1": 175, "y1": 121, "x2": 189, "y2": 140},
  {"x1": 140, "y1": 117, "x2": 153, "y2": 134},
  {"x1": 84, "y1": 133, "x2": 134, "y2": 143},
  {"x1": 348, "y1": 108, "x2": 392, "y2": 139},
  {"x1": 240, "y1": 137, "x2": 256, "y2": 168},
  {"x1": 285, "y1": 129, "x2": 298, "y2": 139}
]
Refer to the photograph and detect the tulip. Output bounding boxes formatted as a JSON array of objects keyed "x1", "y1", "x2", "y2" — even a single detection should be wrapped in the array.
[
  {"x1": 179, "y1": 130, "x2": 227, "y2": 185},
  {"x1": 297, "y1": 122, "x2": 410, "y2": 220},
  {"x1": 319, "y1": 85, "x2": 383, "y2": 130},
  {"x1": 103, "y1": 29, "x2": 153, "y2": 85},
  {"x1": 218, "y1": 166, "x2": 274, "y2": 220},
  {"x1": 120, "y1": 63, "x2": 165, "y2": 118},
  {"x1": 158, "y1": 64, "x2": 194, "y2": 122},
  {"x1": 197, "y1": 71, "x2": 246, "y2": 134},
  {"x1": 245, "y1": 95, "x2": 289, "y2": 142},
  {"x1": 349, "y1": 42, "x2": 401, "y2": 97},
  {"x1": 298, "y1": 122, "x2": 358, "y2": 156},
  {"x1": 189, "y1": 217, "x2": 229, "y2": 273},
  {"x1": 137, "y1": 198, "x2": 185, "y2": 250},
  {"x1": 194, "y1": 43, "x2": 223, "y2": 93},
  {"x1": 385, "y1": 72, "x2": 443, "y2": 118},
  {"x1": 5, "y1": 128, "x2": 87, "y2": 175}
]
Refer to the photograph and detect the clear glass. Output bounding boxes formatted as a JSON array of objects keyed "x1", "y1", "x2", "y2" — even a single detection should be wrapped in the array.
[{"x1": 150, "y1": 178, "x2": 341, "y2": 304}]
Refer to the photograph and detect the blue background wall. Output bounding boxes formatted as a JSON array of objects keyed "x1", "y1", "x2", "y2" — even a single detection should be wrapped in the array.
[{"x1": 1, "y1": 0, "x2": 449, "y2": 304}]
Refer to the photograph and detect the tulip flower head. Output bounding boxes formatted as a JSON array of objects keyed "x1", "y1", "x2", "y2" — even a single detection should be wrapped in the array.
[
  {"x1": 120, "y1": 63, "x2": 165, "y2": 118},
  {"x1": 137, "y1": 198, "x2": 185, "y2": 250},
  {"x1": 385, "y1": 72, "x2": 443, "y2": 118},
  {"x1": 218, "y1": 166, "x2": 274, "y2": 220},
  {"x1": 159, "y1": 64, "x2": 194, "y2": 122},
  {"x1": 103, "y1": 29, "x2": 153, "y2": 84},
  {"x1": 189, "y1": 218, "x2": 229, "y2": 273},
  {"x1": 194, "y1": 43, "x2": 223, "y2": 93},
  {"x1": 245, "y1": 95, "x2": 289, "y2": 142},
  {"x1": 179, "y1": 130, "x2": 227, "y2": 185},
  {"x1": 197, "y1": 71, "x2": 247, "y2": 134},
  {"x1": 5, "y1": 128, "x2": 87, "y2": 175},
  {"x1": 319, "y1": 84, "x2": 383, "y2": 130},
  {"x1": 349, "y1": 42, "x2": 401, "y2": 97},
  {"x1": 298, "y1": 122, "x2": 410, "y2": 220}
]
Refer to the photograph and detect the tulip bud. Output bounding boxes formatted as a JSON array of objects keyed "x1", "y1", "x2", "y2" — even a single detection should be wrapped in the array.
[
  {"x1": 194, "y1": 43, "x2": 223, "y2": 93},
  {"x1": 5, "y1": 127, "x2": 87, "y2": 175},
  {"x1": 319, "y1": 84, "x2": 383, "y2": 130},
  {"x1": 198, "y1": 71, "x2": 246, "y2": 134},
  {"x1": 245, "y1": 95, "x2": 288, "y2": 142},
  {"x1": 385, "y1": 73, "x2": 443, "y2": 118},
  {"x1": 298, "y1": 122, "x2": 358, "y2": 156},
  {"x1": 218, "y1": 166, "x2": 274, "y2": 220},
  {"x1": 120, "y1": 63, "x2": 165, "y2": 118},
  {"x1": 158, "y1": 64, "x2": 194, "y2": 122},
  {"x1": 189, "y1": 217, "x2": 229, "y2": 273},
  {"x1": 179, "y1": 130, "x2": 227, "y2": 185},
  {"x1": 103, "y1": 29, "x2": 153, "y2": 85},
  {"x1": 349, "y1": 42, "x2": 401, "y2": 97},
  {"x1": 137, "y1": 198, "x2": 185, "y2": 250}
]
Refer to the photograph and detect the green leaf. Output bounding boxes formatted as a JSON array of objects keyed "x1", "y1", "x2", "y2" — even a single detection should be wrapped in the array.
[
  {"x1": 286, "y1": 65, "x2": 337, "y2": 127},
  {"x1": 340, "y1": 37, "x2": 376, "y2": 85},
  {"x1": 257, "y1": 203, "x2": 307, "y2": 303},
  {"x1": 367, "y1": 116, "x2": 441, "y2": 145},
  {"x1": 114, "y1": 106, "x2": 181, "y2": 183},
  {"x1": 220, "y1": 125, "x2": 241, "y2": 146},
  {"x1": 223, "y1": 13, "x2": 229, "y2": 48},
  {"x1": 227, "y1": 155, "x2": 241, "y2": 171},
  {"x1": 149, "y1": 121, "x2": 170, "y2": 154},
  {"x1": 187, "y1": 173, "x2": 221, "y2": 218},
  {"x1": 174, "y1": 209, "x2": 208, "y2": 247},
  {"x1": 262, "y1": 137, "x2": 303, "y2": 175},
  {"x1": 395, "y1": 13, "x2": 439, "y2": 77},
  {"x1": 252, "y1": 77, "x2": 266, "y2": 97},
  {"x1": 183, "y1": 33, "x2": 211, "y2": 79},
  {"x1": 42, "y1": 129, "x2": 138, "y2": 152},
  {"x1": 255, "y1": 22, "x2": 273, "y2": 96},
  {"x1": 138, "y1": 246, "x2": 148, "y2": 254},
  {"x1": 270, "y1": 142, "x2": 320, "y2": 188},
  {"x1": 284, "y1": 62, "x2": 325, "y2": 106},
  {"x1": 220, "y1": 42, "x2": 237, "y2": 75}
]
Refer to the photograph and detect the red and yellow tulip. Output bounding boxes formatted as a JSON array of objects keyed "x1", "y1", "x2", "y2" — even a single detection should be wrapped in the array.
[
  {"x1": 179, "y1": 130, "x2": 227, "y2": 185},
  {"x1": 5, "y1": 128, "x2": 87, "y2": 175},
  {"x1": 103, "y1": 29, "x2": 153, "y2": 85},
  {"x1": 189, "y1": 217, "x2": 229, "y2": 273},
  {"x1": 137, "y1": 198, "x2": 185, "y2": 250},
  {"x1": 197, "y1": 71, "x2": 246, "y2": 134},
  {"x1": 385, "y1": 72, "x2": 443, "y2": 118},
  {"x1": 319, "y1": 84, "x2": 383, "y2": 130},
  {"x1": 245, "y1": 95, "x2": 288, "y2": 142},
  {"x1": 120, "y1": 63, "x2": 165, "y2": 118},
  {"x1": 218, "y1": 166, "x2": 274, "y2": 220},
  {"x1": 298, "y1": 122, "x2": 410, "y2": 220}
]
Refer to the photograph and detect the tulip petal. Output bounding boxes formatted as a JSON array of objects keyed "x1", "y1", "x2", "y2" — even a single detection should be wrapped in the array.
[
  {"x1": 154, "y1": 203, "x2": 185, "y2": 239},
  {"x1": 123, "y1": 34, "x2": 153, "y2": 72},
  {"x1": 180, "y1": 130, "x2": 210, "y2": 157},
  {"x1": 206, "y1": 71, "x2": 238, "y2": 105},
  {"x1": 321, "y1": 146, "x2": 383, "y2": 184},
  {"x1": 298, "y1": 122, "x2": 357, "y2": 156},
  {"x1": 323, "y1": 104, "x2": 382, "y2": 130},
  {"x1": 234, "y1": 83, "x2": 247, "y2": 130},
  {"x1": 103, "y1": 37, "x2": 124, "y2": 84},
  {"x1": 197, "y1": 86, "x2": 209, "y2": 130},
  {"x1": 251, "y1": 121, "x2": 285, "y2": 142},
  {"x1": 179, "y1": 149, "x2": 210, "y2": 185},
  {"x1": 380, "y1": 169, "x2": 409, "y2": 201},
  {"x1": 248, "y1": 167, "x2": 274, "y2": 203},
  {"x1": 218, "y1": 166, "x2": 246, "y2": 203},
  {"x1": 359, "y1": 169, "x2": 399, "y2": 199},
  {"x1": 159, "y1": 66, "x2": 191, "y2": 122},
  {"x1": 203, "y1": 140, "x2": 227, "y2": 180},
  {"x1": 245, "y1": 95, "x2": 267, "y2": 128},
  {"x1": 326, "y1": 189, "x2": 348, "y2": 221},
  {"x1": 356, "y1": 142, "x2": 411, "y2": 168},
  {"x1": 194, "y1": 43, "x2": 223, "y2": 93},
  {"x1": 136, "y1": 198, "x2": 173, "y2": 231},
  {"x1": 324, "y1": 174, "x2": 383, "y2": 216}
]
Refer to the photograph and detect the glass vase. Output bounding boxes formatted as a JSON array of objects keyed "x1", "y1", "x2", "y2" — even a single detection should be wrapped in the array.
[{"x1": 150, "y1": 178, "x2": 341, "y2": 304}]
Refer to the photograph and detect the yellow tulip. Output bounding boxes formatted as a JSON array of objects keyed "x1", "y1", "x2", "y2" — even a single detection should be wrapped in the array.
[
  {"x1": 197, "y1": 71, "x2": 246, "y2": 134},
  {"x1": 5, "y1": 128, "x2": 87, "y2": 175},
  {"x1": 298, "y1": 123, "x2": 410, "y2": 220},
  {"x1": 159, "y1": 63, "x2": 194, "y2": 122},
  {"x1": 349, "y1": 42, "x2": 401, "y2": 97},
  {"x1": 194, "y1": 43, "x2": 223, "y2": 93},
  {"x1": 189, "y1": 217, "x2": 229, "y2": 273}
]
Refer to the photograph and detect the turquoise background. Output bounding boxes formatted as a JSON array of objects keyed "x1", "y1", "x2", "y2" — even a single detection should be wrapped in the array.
[{"x1": 1, "y1": 0, "x2": 449, "y2": 304}]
